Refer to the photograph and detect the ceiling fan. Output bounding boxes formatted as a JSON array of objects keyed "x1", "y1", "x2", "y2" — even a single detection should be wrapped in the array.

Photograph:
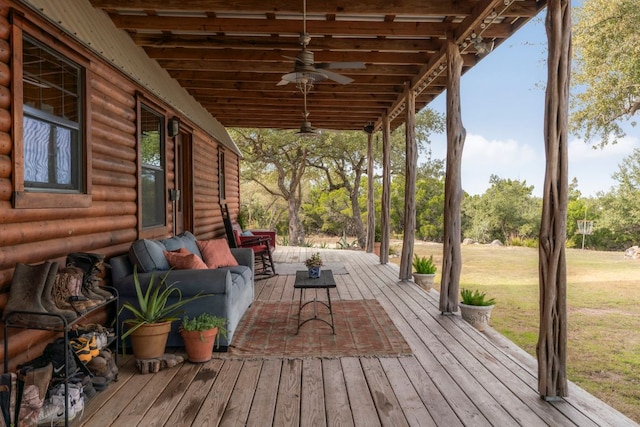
[
  {"x1": 277, "y1": 0, "x2": 365, "y2": 87},
  {"x1": 296, "y1": 89, "x2": 317, "y2": 136}
]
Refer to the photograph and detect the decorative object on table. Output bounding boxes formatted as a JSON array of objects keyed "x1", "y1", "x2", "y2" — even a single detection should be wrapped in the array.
[
  {"x1": 304, "y1": 252, "x2": 323, "y2": 279},
  {"x1": 458, "y1": 288, "x2": 496, "y2": 331},
  {"x1": 412, "y1": 254, "x2": 437, "y2": 291},
  {"x1": 119, "y1": 268, "x2": 210, "y2": 360},
  {"x1": 180, "y1": 313, "x2": 227, "y2": 363}
]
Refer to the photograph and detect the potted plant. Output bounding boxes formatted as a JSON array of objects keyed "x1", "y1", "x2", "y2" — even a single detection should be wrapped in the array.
[
  {"x1": 180, "y1": 313, "x2": 227, "y2": 363},
  {"x1": 458, "y1": 288, "x2": 496, "y2": 331},
  {"x1": 412, "y1": 254, "x2": 437, "y2": 291},
  {"x1": 305, "y1": 252, "x2": 323, "y2": 279},
  {"x1": 119, "y1": 268, "x2": 210, "y2": 360}
]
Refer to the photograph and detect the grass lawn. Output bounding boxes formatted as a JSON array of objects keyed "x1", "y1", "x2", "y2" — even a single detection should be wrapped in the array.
[{"x1": 402, "y1": 241, "x2": 640, "y2": 423}]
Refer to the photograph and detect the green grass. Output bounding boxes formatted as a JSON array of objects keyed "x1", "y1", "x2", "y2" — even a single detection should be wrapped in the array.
[{"x1": 407, "y1": 242, "x2": 640, "y2": 423}]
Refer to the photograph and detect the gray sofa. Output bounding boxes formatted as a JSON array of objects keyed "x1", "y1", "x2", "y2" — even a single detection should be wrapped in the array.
[{"x1": 110, "y1": 231, "x2": 254, "y2": 348}]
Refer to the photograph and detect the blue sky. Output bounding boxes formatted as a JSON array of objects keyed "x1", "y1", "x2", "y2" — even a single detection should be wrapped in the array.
[{"x1": 424, "y1": 3, "x2": 639, "y2": 198}]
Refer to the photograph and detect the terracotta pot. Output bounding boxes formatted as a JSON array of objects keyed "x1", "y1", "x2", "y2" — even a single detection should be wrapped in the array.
[
  {"x1": 458, "y1": 303, "x2": 495, "y2": 332},
  {"x1": 412, "y1": 272, "x2": 435, "y2": 291},
  {"x1": 129, "y1": 321, "x2": 172, "y2": 359},
  {"x1": 180, "y1": 327, "x2": 219, "y2": 363}
]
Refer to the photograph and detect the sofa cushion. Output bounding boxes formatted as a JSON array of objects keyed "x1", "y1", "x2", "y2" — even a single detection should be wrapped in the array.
[
  {"x1": 164, "y1": 248, "x2": 208, "y2": 270},
  {"x1": 196, "y1": 238, "x2": 239, "y2": 269},
  {"x1": 219, "y1": 265, "x2": 252, "y2": 286},
  {"x1": 160, "y1": 231, "x2": 201, "y2": 258},
  {"x1": 129, "y1": 239, "x2": 170, "y2": 272}
]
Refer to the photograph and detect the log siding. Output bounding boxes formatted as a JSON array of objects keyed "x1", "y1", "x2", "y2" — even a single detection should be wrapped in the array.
[{"x1": 0, "y1": 2, "x2": 240, "y2": 367}]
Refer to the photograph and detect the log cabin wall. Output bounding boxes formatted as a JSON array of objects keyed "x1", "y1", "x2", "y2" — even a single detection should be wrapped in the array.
[{"x1": 0, "y1": 1, "x2": 240, "y2": 368}]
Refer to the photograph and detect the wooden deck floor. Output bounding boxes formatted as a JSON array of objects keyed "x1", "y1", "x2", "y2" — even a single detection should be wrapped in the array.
[{"x1": 74, "y1": 247, "x2": 637, "y2": 426}]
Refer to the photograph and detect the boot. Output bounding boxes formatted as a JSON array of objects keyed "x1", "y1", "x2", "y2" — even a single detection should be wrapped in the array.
[
  {"x1": 66, "y1": 253, "x2": 114, "y2": 300},
  {"x1": 52, "y1": 268, "x2": 93, "y2": 315},
  {"x1": 0, "y1": 373, "x2": 16, "y2": 427},
  {"x1": 3, "y1": 262, "x2": 62, "y2": 328},
  {"x1": 66, "y1": 267, "x2": 100, "y2": 311},
  {"x1": 40, "y1": 262, "x2": 76, "y2": 324},
  {"x1": 17, "y1": 363, "x2": 52, "y2": 427}
]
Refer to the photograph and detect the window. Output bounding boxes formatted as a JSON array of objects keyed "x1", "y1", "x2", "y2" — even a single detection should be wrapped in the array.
[
  {"x1": 140, "y1": 105, "x2": 166, "y2": 228},
  {"x1": 22, "y1": 36, "x2": 82, "y2": 191}
]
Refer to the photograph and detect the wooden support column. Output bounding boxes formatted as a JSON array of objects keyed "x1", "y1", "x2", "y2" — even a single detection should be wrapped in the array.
[
  {"x1": 439, "y1": 38, "x2": 466, "y2": 313},
  {"x1": 399, "y1": 82, "x2": 417, "y2": 280},
  {"x1": 380, "y1": 114, "x2": 391, "y2": 264},
  {"x1": 365, "y1": 130, "x2": 375, "y2": 253},
  {"x1": 538, "y1": 0, "x2": 571, "y2": 399}
]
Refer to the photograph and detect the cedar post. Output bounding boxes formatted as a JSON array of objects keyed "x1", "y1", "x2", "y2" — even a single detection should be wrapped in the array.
[
  {"x1": 399, "y1": 82, "x2": 417, "y2": 280},
  {"x1": 365, "y1": 131, "x2": 375, "y2": 253},
  {"x1": 538, "y1": 0, "x2": 571, "y2": 399},
  {"x1": 379, "y1": 114, "x2": 391, "y2": 264},
  {"x1": 439, "y1": 38, "x2": 466, "y2": 313}
]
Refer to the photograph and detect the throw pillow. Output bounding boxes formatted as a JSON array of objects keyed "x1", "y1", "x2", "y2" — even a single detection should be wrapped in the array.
[
  {"x1": 163, "y1": 249, "x2": 208, "y2": 270},
  {"x1": 196, "y1": 238, "x2": 239, "y2": 269}
]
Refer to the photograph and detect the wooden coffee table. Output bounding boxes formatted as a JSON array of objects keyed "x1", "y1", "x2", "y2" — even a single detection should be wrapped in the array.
[{"x1": 294, "y1": 270, "x2": 336, "y2": 334}]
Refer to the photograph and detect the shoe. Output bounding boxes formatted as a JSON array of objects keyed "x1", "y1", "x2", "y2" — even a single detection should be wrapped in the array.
[
  {"x1": 38, "y1": 383, "x2": 83, "y2": 424},
  {"x1": 70, "y1": 337, "x2": 97, "y2": 363},
  {"x1": 19, "y1": 338, "x2": 77, "y2": 379}
]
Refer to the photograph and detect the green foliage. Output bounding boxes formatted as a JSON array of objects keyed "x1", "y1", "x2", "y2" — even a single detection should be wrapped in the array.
[
  {"x1": 181, "y1": 313, "x2": 227, "y2": 347},
  {"x1": 336, "y1": 231, "x2": 359, "y2": 249},
  {"x1": 462, "y1": 175, "x2": 541, "y2": 244},
  {"x1": 304, "y1": 252, "x2": 323, "y2": 268},
  {"x1": 508, "y1": 236, "x2": 538, "y2": 248},
  {"x1": 572, "y1": 0, "x2": 640, "y2": 146},
  {"x1": 460, "y1": 288, "x2": 496, "y2": 306},
  {"x1": 119, "y1": 268, "x2": 211, "y2": 339},
  {"x1": 412, "y1": 254, "x2": 436, "y2": 274}
]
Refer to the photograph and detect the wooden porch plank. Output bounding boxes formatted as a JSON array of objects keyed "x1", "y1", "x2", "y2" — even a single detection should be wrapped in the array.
[
  {"x1": 390, "y1": 277, "x2": 597, "y2": 426},
  {"x1": 378, "y1": 357, "x2": 436, "y2": 427},
  {"x1": 137, "y1": 362, "x2": 203, "y2": 427},
  {"x1": 109, "y1": 359, "x2": 188, "y2": 426},
  {"x1": 273, "y1": 358, "x2": 302, "y2": 426},
  {"x1": 397, "y1": 356, "x2": 463, "y2": 426},
  {"x1": 163, "y1": 359, "x2": 223, "y2": 426},
  {"x1": 334, "y1": 273, "x2": 355, "y2": 300},
  {"x1": 245, "y1": 359, "x2": 282, "y2": 426},
  {"x1": 192, "y1": 359, "x2": 244, "y2": 426},
  {"x1": 322, "y1": 358, "x2": 355, "y2": 427},
  {"x1": 219, "y1": 360, "x2": 263, "y2": 427},
  {"x1": 341, "y1": 357, "x2": 382, "y2": 427},
  {"x1": 300, "y1": 358, "x2": 327, "y2": 427},
  {"x1": 359, "y1": 357, "x2": 409, "y2": 427}
]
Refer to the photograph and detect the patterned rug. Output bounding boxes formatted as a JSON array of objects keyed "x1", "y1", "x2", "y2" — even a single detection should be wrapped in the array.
[{"x1": 228, "y1": 300, "x2": 412, "y2": 358}]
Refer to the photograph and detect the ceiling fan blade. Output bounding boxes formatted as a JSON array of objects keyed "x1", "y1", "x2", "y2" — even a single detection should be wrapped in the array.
[
  {"x1": 282, "y1": 54, "x2": 304, "y2": 64},
  {"x1": 321, "y1": 69, "x2": 354, "y2": 85},
  {"x1": 317, "y1": 61, "x2": 366, "y2": 70},
  {"x1": 276, "y1": 79, "x2": 290, "y2": 86}
]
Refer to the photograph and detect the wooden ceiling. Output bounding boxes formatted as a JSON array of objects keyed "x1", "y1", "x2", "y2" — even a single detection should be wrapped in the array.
[{"x1": 89, "y1": 0, "x2": 546, "y2": 132}]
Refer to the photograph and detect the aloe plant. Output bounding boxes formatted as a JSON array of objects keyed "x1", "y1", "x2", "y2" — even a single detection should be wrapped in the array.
[
  {"x1": 460, "y1": 288, "x2": 496, "y2": 306},
  {"x1": 119, "y1": 267, "x2": 211, "y2": 339},
  {"x1": 412, "y1": 254, "x2": 437, "y2": 274}
]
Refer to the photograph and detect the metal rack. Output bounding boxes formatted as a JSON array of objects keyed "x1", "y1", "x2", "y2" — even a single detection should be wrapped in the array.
[{"x1": 3, "y1": 287, "x2": 118, "y2": 426}]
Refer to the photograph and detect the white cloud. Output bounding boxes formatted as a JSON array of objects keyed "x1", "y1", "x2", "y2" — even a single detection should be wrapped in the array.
[{"x1": 568, "y1": 135, "x2": 639, "y2": 160}]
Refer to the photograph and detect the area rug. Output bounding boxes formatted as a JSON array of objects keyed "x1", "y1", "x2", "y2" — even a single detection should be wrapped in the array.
[
  {"x1": 228, "y1": 300, "x2": 412, "y2": 358},
  {"x1": 274, "y1": 262, "x2": 349, "y2": 275}
]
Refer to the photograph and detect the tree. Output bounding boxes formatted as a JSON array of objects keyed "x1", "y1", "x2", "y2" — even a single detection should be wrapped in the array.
[
  {"x1": 462, "y1": 175, "x2": 541, "y2": 243},
  {"x1": 592, "y1": 148, "x2": 640, "y2": 249},
  {"x1": 571, "y1": 0, "x2": 640, "y2": 145},
  {"x1": 230, "y1": 128, "x2": 317, "y2": 245}
]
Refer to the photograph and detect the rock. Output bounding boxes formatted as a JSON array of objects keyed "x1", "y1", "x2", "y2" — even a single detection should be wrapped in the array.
[
  {"x1": 624, "y1": 246, "x2": 640, "y2": 259},
  {"x1": 462, "y1": 238, "x2": 475, "y2": 245},
  {"x1": 490, "y1": 239, "x2": 503, "y2": 246}
]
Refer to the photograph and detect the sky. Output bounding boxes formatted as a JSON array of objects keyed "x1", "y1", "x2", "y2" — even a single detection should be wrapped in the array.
[{"x1": 424, "y1": 2, "x2": 639, "y2": 198}]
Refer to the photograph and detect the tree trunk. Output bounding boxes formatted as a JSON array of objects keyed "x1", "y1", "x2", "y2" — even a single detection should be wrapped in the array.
[
  {"x1": 538, "y1": 0, "x2": 571, "y2": 399},
  {"x1": 365, "y1": 132, "x2": 376, "y2": 253},
  {"x1": 439, "y1": 38, "x2": 466, "y2": 313},
  {"x1": 380, "y1": 115, "x2": 391, "y2": 264},
  {"x1": 400, "y1": 82, "x2": 417, "y2": 280}
]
